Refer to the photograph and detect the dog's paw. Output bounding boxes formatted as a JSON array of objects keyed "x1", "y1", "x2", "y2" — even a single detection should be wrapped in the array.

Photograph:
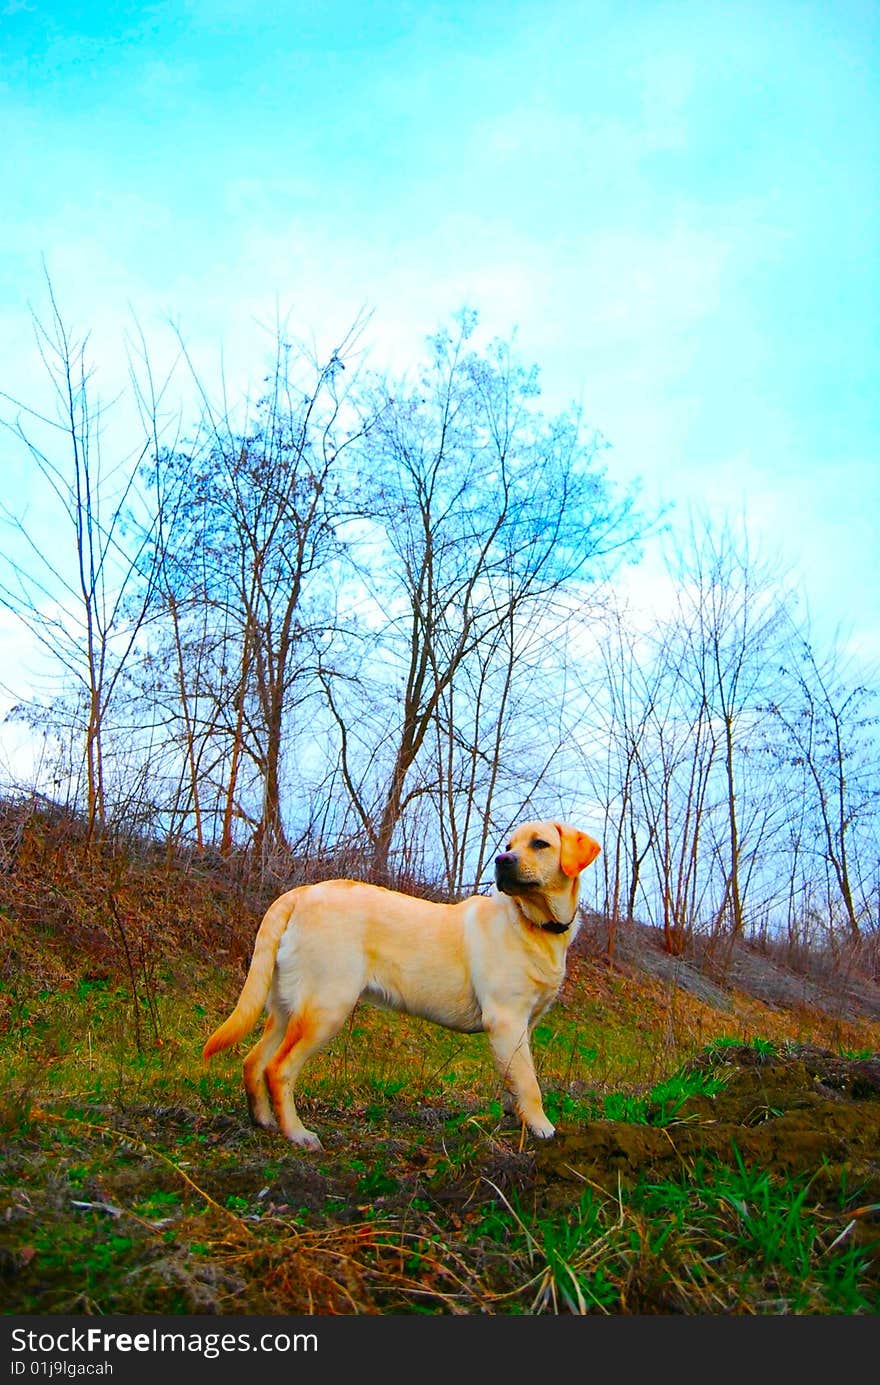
[
  {"x1": 528, "y1": 1118, "x2": 556, "y2": 1140},
  {"x1": 288, "y1": 1127, "x2": 324, "y2": 1153},
  {"x1": 250, "y1": 1110, "x2": 278, "y2": 1132}
]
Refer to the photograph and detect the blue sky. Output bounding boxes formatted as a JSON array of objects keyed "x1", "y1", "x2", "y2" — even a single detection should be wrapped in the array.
[{"x1": 2, "y1": 0, "x2": 878, "y2": 665}]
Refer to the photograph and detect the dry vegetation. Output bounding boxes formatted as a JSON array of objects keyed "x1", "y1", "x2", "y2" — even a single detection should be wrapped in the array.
[{"x1": 1, "y1": 799, "x2": 879, "y2": 1316}]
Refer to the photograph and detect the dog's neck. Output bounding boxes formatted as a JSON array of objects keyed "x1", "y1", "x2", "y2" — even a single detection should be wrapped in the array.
[{"x1": 508, "y1": 881, "x2": 579, "y2": 934}]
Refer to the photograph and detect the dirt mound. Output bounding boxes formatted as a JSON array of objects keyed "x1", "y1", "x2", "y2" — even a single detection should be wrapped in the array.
[{"x1": 533, "y1": 1044, "x2": 880, "y2": 1205}]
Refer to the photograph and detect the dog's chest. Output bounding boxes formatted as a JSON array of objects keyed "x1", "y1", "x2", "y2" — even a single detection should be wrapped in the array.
[
  {"x1": 530, "y1": 962, "x2": 565, "y2": 1014},
  {"x1": 517, "y1": 938, "x2": 567, "y2": 1013}
]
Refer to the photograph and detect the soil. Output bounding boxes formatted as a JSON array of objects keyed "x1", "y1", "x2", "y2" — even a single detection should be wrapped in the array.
[
  {"x1": 2, "y1": 1042, "x2": 879, "y2": 1315},
  {"x1": 534, "y1": 1044, "x2": 880, "y2": 1205},
  {"x1": 1, "y1": 804, "x2": 879, "y2": 1312}
]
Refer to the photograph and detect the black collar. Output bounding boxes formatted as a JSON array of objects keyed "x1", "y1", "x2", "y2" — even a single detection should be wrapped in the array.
[
  {"x1": 510, "y1": 894, "x2": 575, "y2": 934},
  {"x1": 537, "y1": 918, "x2": 572, "y2": 934}
]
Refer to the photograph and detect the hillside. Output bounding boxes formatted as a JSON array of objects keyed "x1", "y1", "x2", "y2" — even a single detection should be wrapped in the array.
[{"x1": 1, "y1": 801, "x2": 879, "y2": 1315}]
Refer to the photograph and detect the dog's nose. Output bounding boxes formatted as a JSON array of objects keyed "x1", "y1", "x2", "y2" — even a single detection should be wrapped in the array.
[{"x1": 495, "y1": 851, "x2": 516, "y2": 869}]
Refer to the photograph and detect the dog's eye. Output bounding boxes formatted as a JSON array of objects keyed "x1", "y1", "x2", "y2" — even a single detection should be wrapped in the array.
[
  {"x1": 506, "y1": 841, "x2": 513, "y2": 852},
  {"x1": 532, "y1": 839, "x2": 550, "y2": 850}
]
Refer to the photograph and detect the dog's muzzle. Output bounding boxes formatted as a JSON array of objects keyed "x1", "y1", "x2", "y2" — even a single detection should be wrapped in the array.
[{"x1": 494, "y1": 851, "x2": 532, "y2": 893}]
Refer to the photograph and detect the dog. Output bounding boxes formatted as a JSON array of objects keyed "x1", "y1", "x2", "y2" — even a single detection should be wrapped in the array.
[{"x1": 203, "y1": 819, "x2": 601, "y2": 1150}]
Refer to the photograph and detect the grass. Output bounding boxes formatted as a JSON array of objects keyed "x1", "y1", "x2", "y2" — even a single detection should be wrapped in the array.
[
  {"x1": 3, "y1": 803, "x2": 879, "y2": 1314},
  {"x1": 474, "y1": 1157, "x2": 876, "y2": 1314},
  {"x1": 3, "y1": 1070, "x2": 875, "y2": 1315},
  {"x1": 1, "y1": 966, "x2": 879, "y2": 1315}
]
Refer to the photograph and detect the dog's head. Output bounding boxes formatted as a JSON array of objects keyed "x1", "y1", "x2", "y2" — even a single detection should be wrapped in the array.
[{"x1": 494, "y1": 820, "x2": 601, "y2": 929}]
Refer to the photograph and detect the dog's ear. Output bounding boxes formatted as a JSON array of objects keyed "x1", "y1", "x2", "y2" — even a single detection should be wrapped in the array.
[{"x1": 554, "y1": 823, "x2": 602, "y2": 877}]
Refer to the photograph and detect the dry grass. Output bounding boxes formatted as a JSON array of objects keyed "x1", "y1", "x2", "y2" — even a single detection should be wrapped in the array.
[{"x1": 1, "y1": 798, "x2": 879, "y2": 1316}]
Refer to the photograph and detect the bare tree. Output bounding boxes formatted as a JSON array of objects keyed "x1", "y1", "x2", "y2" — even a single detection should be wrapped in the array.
[
  {"x1": 0, "y1": 279, "x2": 162, "y2": 841},
  {"x1": 584, "y1": 598, "x2": 719, "y2": 955},
  {"x1": 580, "y1": 602, "x2": 656, "y2": 953},
  {"x1": 330, "y1": 314, "x2": 637, "y2": 881},
  {"x1": 766, "y1": 633, "x2": 878, "y2": 940},
  {"x1": 666, "y1": 516, "x2": 790, "y2": 937},
  {"x1": 143, "y1": 320, "x2": 372, "y2": 856},
  {"x1": 580, "y1": 518, "x2": 803, "y2": 953}
]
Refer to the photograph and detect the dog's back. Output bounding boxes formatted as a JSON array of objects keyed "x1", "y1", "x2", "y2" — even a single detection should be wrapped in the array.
[{"x1": 203, "y1": 879, "x2": 480, "y2": 1058}]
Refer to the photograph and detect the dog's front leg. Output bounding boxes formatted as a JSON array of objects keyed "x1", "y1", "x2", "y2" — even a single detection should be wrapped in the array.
[{"x1": 483, "y1": 1010, "x2": 555, "y2": 1139}]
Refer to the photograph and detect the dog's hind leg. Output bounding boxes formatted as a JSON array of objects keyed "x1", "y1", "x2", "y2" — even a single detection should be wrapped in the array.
[
  {"x1": 242, "y1": 1012, "x2": 284, "y2": 1129},
  {"x1": 264, "y1": 1005, "x2": 350, "y2": 1151}
]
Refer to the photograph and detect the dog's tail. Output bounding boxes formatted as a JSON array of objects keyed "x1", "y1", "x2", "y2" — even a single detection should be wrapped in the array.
[{"x1": 202, "y1": 891, "x2": 297, "y2": 1060}]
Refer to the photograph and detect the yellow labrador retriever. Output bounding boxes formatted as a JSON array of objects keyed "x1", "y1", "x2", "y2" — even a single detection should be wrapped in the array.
[{"x1": 203, "y1": 820, "x2": 601, "y2": 1150}]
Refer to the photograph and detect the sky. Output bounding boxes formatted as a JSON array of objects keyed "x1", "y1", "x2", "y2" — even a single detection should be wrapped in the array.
[{"x1": 1, "y1": 0, "x2": 878, "y2": 693}]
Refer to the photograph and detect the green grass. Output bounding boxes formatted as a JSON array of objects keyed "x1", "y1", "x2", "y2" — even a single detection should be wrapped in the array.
[
  {"x1": 1, "y1": 966, "x2": 878, "y2": 1315},
  {"x1": 470, "y1": 1157, "x2": 875, "y2": 1314},
  {"x1": 0, "y1": 973, "x2": 674, "y2": 1125},
  {"x1": 542, "y1": 1067, "x2": 728, "y2": 1128}
]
